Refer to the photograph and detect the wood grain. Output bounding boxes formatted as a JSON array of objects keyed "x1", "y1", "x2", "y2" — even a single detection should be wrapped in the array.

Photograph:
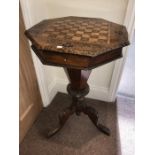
[
  {"x1": 25, "y1": 16, "x2": 129, "y2": 70},
  {"x1": 19, "y1": 5, "x2": 42, "y2": 143},
  {"x1": 25, "y1": 16, "x2": 129, "y2": 57}
]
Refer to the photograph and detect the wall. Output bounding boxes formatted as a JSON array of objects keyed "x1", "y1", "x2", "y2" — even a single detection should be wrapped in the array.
[
  {"x1": 118, "y1": 32, "x2": 135, "y2": 97},
  {"x1": 21, "y1": 0, "x2": 128, "y2": 106}
]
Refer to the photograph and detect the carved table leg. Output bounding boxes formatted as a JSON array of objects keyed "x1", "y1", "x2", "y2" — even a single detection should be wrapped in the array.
[
  {"x1": 47, "y1": 106, "x2": 75, "y2": 137},
  {"x1": 83, "y1": 106, "x2": 110, "y2": 136}
]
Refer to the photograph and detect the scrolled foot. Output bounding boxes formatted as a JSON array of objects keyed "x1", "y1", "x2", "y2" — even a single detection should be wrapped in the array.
[
  {"x1": 83, "y1": 106, "x2": 110, "y2": 136},
  {"x1": 97, "y1": 123, "x2": 110, "y2": 136},
  {"x1": 47, "y1": 126, "x2": 61, "y2": 137}
]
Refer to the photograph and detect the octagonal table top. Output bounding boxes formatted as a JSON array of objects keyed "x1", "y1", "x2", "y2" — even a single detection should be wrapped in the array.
[{"x1": 25, "y1": 16, "x2": 129, "y2": 57}]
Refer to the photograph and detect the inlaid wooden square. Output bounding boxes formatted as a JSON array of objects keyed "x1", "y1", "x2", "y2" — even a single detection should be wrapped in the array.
[{"x1": 72, "y1": 36, "x2": 81, "y2": 41}]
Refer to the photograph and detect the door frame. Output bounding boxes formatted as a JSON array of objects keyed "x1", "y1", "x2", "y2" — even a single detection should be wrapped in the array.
[
  {"x1": 20, "y1": 0, "x2": 135, "y2": 105},
  {"x1": 20, "y1": 0, "x2": 50, "y2": 106}
]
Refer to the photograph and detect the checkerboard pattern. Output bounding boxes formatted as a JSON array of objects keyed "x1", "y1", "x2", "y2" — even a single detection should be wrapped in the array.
[
  {"x1": 43, "y1": 17, "x2": 110, "y2": 45},
  {"x1": 26, "y1": 16, "x2": 129, "y2": 57}
]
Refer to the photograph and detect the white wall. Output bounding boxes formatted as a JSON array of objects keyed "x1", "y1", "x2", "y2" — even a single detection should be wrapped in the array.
[
  {"x1": 118, "y1": 32, "x2": 135, "y2": 97},
  {"x1": 21, "y1": 0, "x2": 128, "y2": 106}
]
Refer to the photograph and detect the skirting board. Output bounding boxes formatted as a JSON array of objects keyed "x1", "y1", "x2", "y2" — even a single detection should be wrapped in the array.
[{"x1": 44, "y1": 78, "x2": 110, "y2": 107}]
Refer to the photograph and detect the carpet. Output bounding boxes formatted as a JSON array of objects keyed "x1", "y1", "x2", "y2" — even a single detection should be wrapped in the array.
[{"x1": 20, "y1": 92, "x2": 121, "y2": 155}]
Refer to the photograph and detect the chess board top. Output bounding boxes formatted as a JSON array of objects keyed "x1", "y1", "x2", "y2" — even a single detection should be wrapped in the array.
[{"x1": 25, "y1": 16, "x2": 129, "y2": 57}]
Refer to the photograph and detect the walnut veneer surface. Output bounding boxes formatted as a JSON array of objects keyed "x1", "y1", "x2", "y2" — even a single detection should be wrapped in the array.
[{"x1": 25, "y1": 16, "x2": 129, "y2": 57}]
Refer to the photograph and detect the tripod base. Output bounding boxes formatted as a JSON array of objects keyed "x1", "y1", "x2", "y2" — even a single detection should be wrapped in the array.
[{"x1": 47, "y1": 82, "x2": 110, "y2": 137}]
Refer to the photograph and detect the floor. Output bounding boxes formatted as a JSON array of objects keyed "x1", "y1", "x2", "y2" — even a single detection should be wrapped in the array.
[{"x1": 20, "y1": 92, "x2": 134, "y2": 155}]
